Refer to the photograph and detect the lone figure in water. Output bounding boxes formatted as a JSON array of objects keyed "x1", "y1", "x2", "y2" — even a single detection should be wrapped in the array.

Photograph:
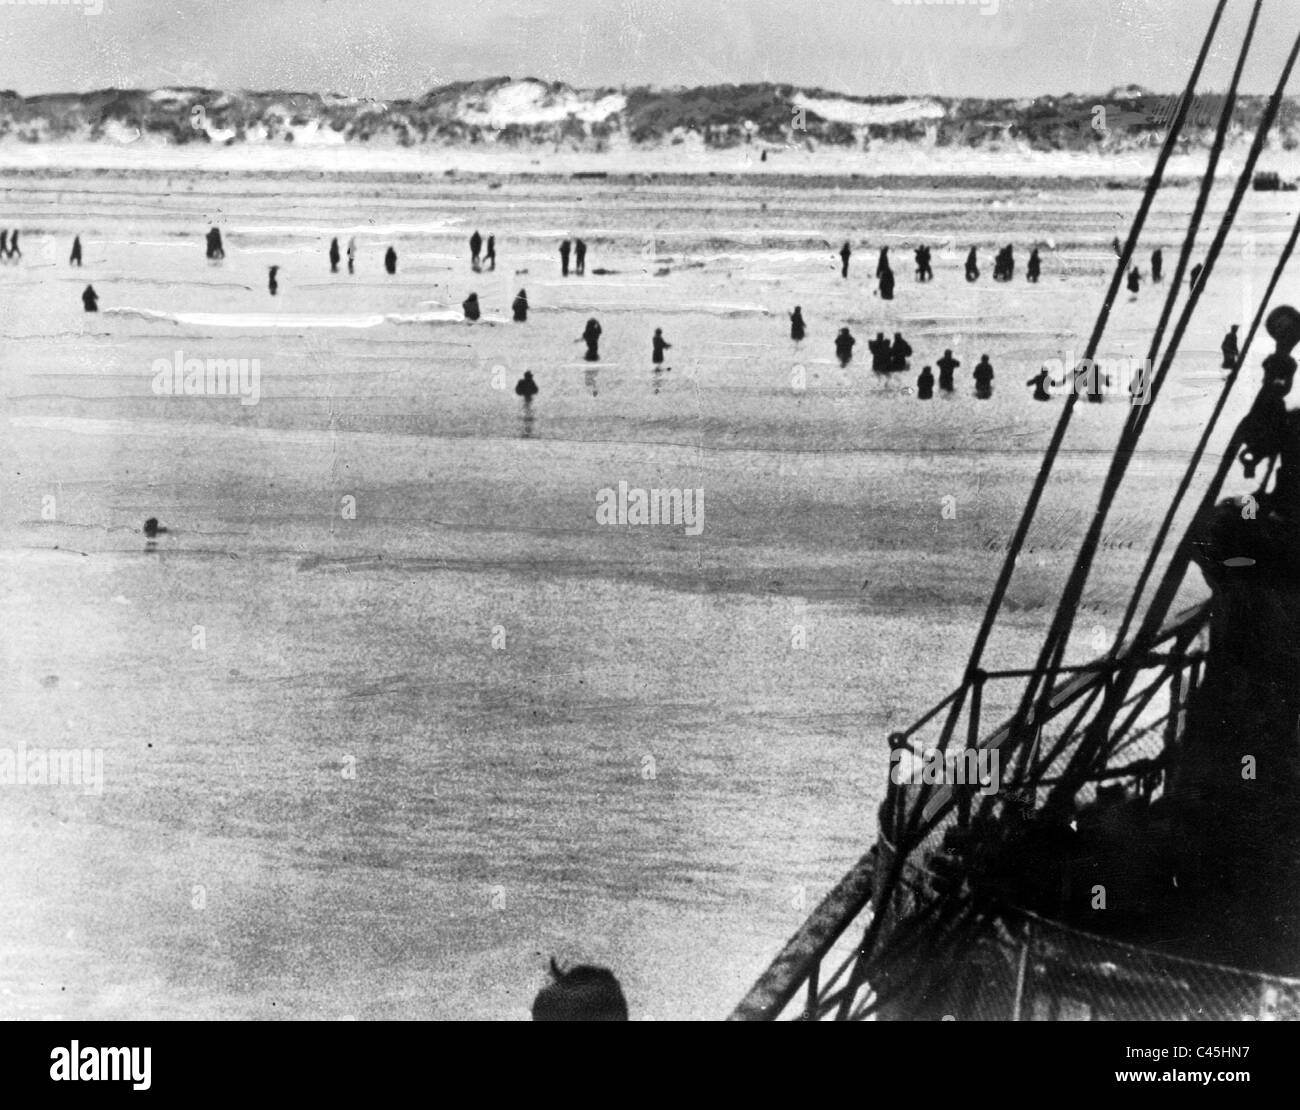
[
  {"x1": 1127, "y1": 266, "x2": 1141, "y2": 295},
  {"x1": 835, "y1": 326, "x2": 856, "y2": 367},
  {"x1": 994, "y1": 244, "x2": 1014, "y2": 281},
  {"x1": 1027, "y1": 366, "x2": 1053, "y2": 401},
  {"x1": 652, "y1": 327, "x2": 671, "y2": 367},
  {"x1": 879, "y1": 263, "x2": 895, "y2": 301},
  {"x1": 512, "y1": 289, "x2": 529, "y2": 322},
  {"x1": 515, "y1": 370, "x2": 538, "y2": 401},
  {"x1": 268, "y1": 266, "x2": 279, "y2": 296},
  {"x1": 329, "y1": 237, "x2": 340, "y2": 274},
  {"x1": 82, "y1": 284, "x2": 98, "y2": 312},
  {"x1": 384, "y1": 246, "x2": 397, "y2": 275},
  {"x1": 790, "y1": 306, "x2": 806, "y2": 341},
  {"x1": 70, "y1": 235, "x2": 82, "y2": 266},
  {"x1": 8, "y1": 229, "x2": 22, "y2": 259},
  {"x1": 485, "y1": 235, "x2": 496, "y2": 271},
  {"x1": 915, "y1": 245, "x2": 933, "y2": 282},
  {"x1": 581, "y1": 317, "x2": 602, "y2": 360},
  {"x1": 1221, "y1": 324, "x2": 1240, "y2": 369},
  {"x1": 469, "y1": 230, "x2": 483, "y2": 270},
  {"x1": 574, "y1": 238, "x2": 587, "y2": 276},
  {"x1": 965, "y1": 247, "x2": 980, "y2": 282},
  {"x1": 1151, "y1": 248, "x2": 1163, "y2": 284},
  {"x1": 889, "y1": 332, "x2": 912, "y2": 372},
  {"x1": 839, "y1": 241, "x2": 852, "y2": 279},
  {"x1": 560, "y1": 239, "x2": 572, "y2": 277},
  {"x1": 868, "y1": 332, "x2": 891, "y2": 375},
  {"x1": 0, "y1": 231, "x2": 8, "y2": 258},
  {"x1": 1190, "y1": 262, "x2": 1204, "y2": 290},
  {"x1": 937, "y1": 349, "x2": 960, "y2": 392},
  {"x1": 205, "y1": 227, "x2": 224, "y2": 260},
  {"x1": 916, "y1": 365, "x2": 935, "y2": 400},
  {"x1": 347, "y1": 238, "x2": 356, "y2": 274},
  {"x1": 1027, "y1": 248, "x2": 1041, "y2": 283},
  {"x1": 973, "y1": 354, "x2": 995, "y2": 399},
  {"x1": 462, "y1": 292, "x2": 481, "y2": 321}
]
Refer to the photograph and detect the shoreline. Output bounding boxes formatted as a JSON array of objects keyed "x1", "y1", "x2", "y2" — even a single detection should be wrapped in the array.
[{"x1": 0, "y1": 139, "x2": 1287, "y2": 186}]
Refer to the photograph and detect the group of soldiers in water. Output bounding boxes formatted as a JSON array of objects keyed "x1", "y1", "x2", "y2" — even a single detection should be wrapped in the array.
[
  {"x1": 816, "y1": 311, "x2": 996, "y2": 399},
  {"x1": 63, "y1": 223, "x2": 1233, "y2": 407},
  {"x1": 831, "y1": 238, "x2": 1202, "y2": 301}
]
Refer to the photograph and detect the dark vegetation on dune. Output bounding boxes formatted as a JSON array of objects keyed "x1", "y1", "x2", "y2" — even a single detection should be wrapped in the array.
[{"x1": 1, "y1": 78, "x2": 1298, "y2": 153}]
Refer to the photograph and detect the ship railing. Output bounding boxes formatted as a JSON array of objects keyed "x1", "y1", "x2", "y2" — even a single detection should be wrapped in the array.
[{"x1": 730, "y1": 599, "x2": 1213, "y2": 1021}]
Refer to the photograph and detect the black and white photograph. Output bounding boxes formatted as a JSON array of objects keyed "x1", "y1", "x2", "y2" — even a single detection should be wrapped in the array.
[{"x1": 1, "y1": 0, "x2": 1298, "y2": 1058}]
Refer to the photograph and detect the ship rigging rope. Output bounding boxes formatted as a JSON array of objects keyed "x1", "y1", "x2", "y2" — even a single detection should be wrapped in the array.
[
  {"x1": 1018, "y1": 0, "x2": 1273, "y2": 763},
  {"x1": 1034, "y1": 20, "x2": 1300, "y2": 806},
  {"x1": 832, "y1": 0, "x2": 1232, "y2": 1021},
  {"x1": 920, "y1": 0, "x2": 1230, "y2": 782},
  {"x1": 1112, "y1": 173, "x2": 1300, "y2": 661}
]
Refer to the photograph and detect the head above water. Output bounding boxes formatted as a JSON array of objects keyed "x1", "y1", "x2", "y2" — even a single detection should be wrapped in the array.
[{"x1": 532, "y1": 958, "x2": 628, "y2": 1021}]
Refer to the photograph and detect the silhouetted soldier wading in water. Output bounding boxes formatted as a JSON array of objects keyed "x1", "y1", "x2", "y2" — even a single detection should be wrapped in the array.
[
  {"x1": 581, "y1": 318, "x2": 602, "y2": 360},
  {"x1": 916, "y1": 365, "x2": 934, "y2": 400},
  {"x1": 869, "y1": 332, "x2": 891, "y2": 375},
  {"x1": 516, "y1": 371, "x2": 538, "y2": 401},
  {"x1": 1027, "y1": 367, "x2": 1052, "y2": 401},
  {"x1": 879, "y1": 264, "x2": 895, "y2": 301},
  {"x1": 1222, "y1": 324, "x2": 1240, "y2": 369},
  {"x1": 915, "y1": 245, "x2": 933, "y2": 282},
  {"x1": 835, "y1": 327, "x2": 856, "y2": 367},
  {"x1": 937, "y1": 350, "x2": 959, "y2": 392},
  {"x1": 889, "y1": 332, "x2": 912, "y2": 372},
  {"x1": 652, "y1": 328, "x2": 671, "y2": 367}
]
